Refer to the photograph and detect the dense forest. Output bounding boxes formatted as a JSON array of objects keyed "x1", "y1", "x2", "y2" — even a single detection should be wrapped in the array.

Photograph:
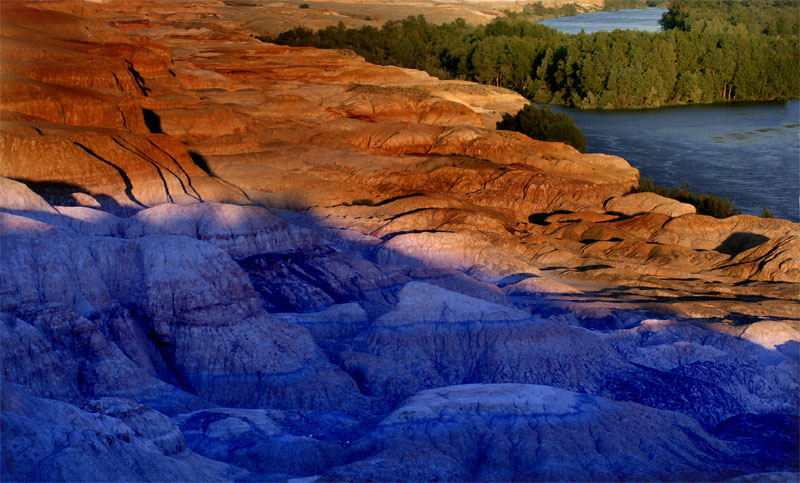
[
  {"x1": 265, "y1": 1, "x2": 799, "y2": 110},
  {"x1": 660, "y1": 0, "x2": 800, "y2": 36}
]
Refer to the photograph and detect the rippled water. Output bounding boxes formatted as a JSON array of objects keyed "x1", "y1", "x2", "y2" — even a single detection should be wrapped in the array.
[
  {"x1": 547, "y1": 101, "x2": 800, "y2": 221},
  {"x1": 538, "y1": 8, "x2": 667, "y2": 34}
]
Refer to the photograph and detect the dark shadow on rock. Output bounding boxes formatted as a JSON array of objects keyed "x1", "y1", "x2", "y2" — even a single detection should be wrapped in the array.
[
  {"x1": 580, "y1": 237, "x2": 623, "y2": 244},
  {"x1": 142, "y1": 108, "x2": 163, "y2": 134},
  {"x1": 716, "y1": 232, "x2": 769, "y2": 255},
  {"x1": 372, "y1": 193, "x2": 424, "y2": 207},
  {"x1": 494, "y1": 273, "x2": 540, "y2": 287},
  {"x1": 579, "y1": 309, "x2": 655, "y2": 331},
  {"x1": 574, "y1": 264, "x2": 612, "y2": 272},
  {"x1": 496, "y1": 112, "x2": 515, "y2": 130},
  {"x1": 8, "y1": 179, "x2": 127, "y2": 216},
  {"x1": 92, "y1": 194, "x2": 129, "y2": 216},
  {"x1": 239, "y1": 249, "x2": 401, "y2": 317},
  {"x1": 73, "y1": 142, "x2": 146, "y2": 210},
  {"x1": 10, "y1": 178, "x2": 88, "y2": 206},
  {"x1": 127, "y1": 63, "x2": 150, "y2": 96},
  {"x1": 528, "y1": 210, "x2": 570, "y2": 226},
  {"x1": 557, "y1": 287, "x2": 783, "y2": 307},
  {"x1": 188, "y1": 151, "x2": 213, "y2": 175},
  {"x1": 776, "y1": 340, "x2": 800, "y2": 361},
  {"x1": 384, "y1": 207, "x2": 429, "y2": 221},
  {"x1": 602, "y1": 211, "x2": 634, "y2": 221},
  {"x1": 710, "y1": 413, "x2": 800, "y2": 473},
  {"x1": 379, "y1": 229, "x2": 452, "y2": 243}
]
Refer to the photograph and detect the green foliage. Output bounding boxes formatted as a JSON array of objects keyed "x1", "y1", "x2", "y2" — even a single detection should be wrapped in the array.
[
  {"x1": 265, "y1": 8, "x2": 800, "y2": 110},
  {"x1": 604, "y1": 0, "x2": 667, "y2": 11},
  {"x1": 637, "y1": 176, "x2": 739, "y2": 218},
  {"x1": 660, "y1": 0, "x2": 800, "y2": 36},
  {"x1": 500, "y1": 105, "x2": 587, "y2": 152},
  {"x1": 521, "y1": 2, "x2": 581, "y2": 19},
  {"x1": 760, "y1": 206, "x2": 774, "y2": 218}
]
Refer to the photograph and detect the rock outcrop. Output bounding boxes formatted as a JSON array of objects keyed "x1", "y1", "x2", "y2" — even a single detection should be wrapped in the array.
[
  {"x1": 1, "y1": 207, "x2": 366, "y2": 414},
  {"x1": 1, "y1": 383, "x2": 245, "y2": 482},
  {"x1": 604, "y1": 191, "x2": 697, "y2": 217},
  {"x1": 1, "y1": 0, "x2": 797, "y2": 481},
  {"x1": 323, "y1": 384, "x2": 750, "y2": 481}
]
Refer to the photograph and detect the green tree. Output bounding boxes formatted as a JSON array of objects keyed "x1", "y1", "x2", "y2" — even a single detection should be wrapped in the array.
[
  {"x1": 501, "y1": 104, "x2": 587, "y2": 152},
  {"x1": 471, "y1": 36, "x2": 513, "y2": 86}
]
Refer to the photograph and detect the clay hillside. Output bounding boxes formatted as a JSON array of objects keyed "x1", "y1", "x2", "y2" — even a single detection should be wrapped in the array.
[{"x1": 1, "y1": 0, "x2": 798, "y2": 481}]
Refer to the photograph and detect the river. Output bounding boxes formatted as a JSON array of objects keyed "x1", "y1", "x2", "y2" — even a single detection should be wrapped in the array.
[
  {"x1": 538, "y1": 8, "x2": 800, "y2": 222},
  {"x1": 539, "y1": 7, "x2": 667, "y2": 34},
  {"x1": 547, "y1": 101, "x2": 800, "y2": 222}
]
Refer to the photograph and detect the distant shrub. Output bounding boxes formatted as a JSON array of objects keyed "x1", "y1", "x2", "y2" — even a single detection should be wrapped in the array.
[
  {"x1": 299, "y1": 3, "x2": 310, "y2": 8},
  {"x1": 760, "y1": 206, "x2": 774, "y2": 218},
  {"x1": 500, "y1": 105, "x2": 587, "y2": 153},
  {"x1": 523, "y1": 2, "x2": 580, "y2": 18},
  {"x1": 603, "y1": 0, "x2": 664, "y2": 12},
  {"x1": 637, "y1": 176, "x2": 739, "y2": 218}
]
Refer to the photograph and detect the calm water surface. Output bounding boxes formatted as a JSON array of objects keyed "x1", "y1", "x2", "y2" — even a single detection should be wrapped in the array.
[
  {"x1": 538, "y1": 8, "x2": 799, "y2": 221},
  {"x1": 538, "y1": 8, "x2": 667, "y2": 34},
  {"x1": 547, "y1": 101, "x2": 800, "y2": 221}
]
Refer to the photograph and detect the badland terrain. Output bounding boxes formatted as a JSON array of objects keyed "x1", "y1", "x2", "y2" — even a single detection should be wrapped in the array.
[{"x1": 1, "y1": 0, "x2": 798, "y2": 480}]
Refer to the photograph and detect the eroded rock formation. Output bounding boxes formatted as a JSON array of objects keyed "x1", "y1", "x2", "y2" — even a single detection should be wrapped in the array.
[{"x1": 1, "y1": 0, "x2": 797, "y2": 481}]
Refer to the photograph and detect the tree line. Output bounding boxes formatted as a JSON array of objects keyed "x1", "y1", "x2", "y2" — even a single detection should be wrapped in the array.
[{"x1": 263, "y1": 4, "x2": 799, "y2": 110}]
